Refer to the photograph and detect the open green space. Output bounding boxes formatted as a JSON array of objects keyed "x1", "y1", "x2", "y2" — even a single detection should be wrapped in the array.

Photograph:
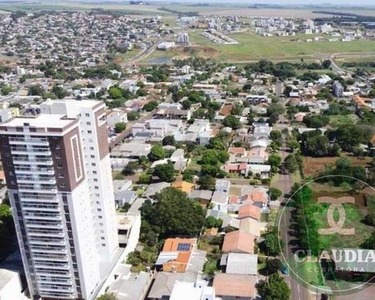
[
  {"x1": 186, "y1": 156, "x2": 202, "y2": 172},
  {"x1": 113, "y1": 49, "x2": 142, "y2": 64},
  {"x1": 190, "y1": 31, "x2": 375, "y2": 62},
  {"x1": 313, "y1": 203, "x2": 373, "y2": 249},
  {"x1": 294, "y1": 260, "x2": 325, "y2": 287},
  {"x1": 329, "y1": 114, "x2": 359, "y2": 127}
]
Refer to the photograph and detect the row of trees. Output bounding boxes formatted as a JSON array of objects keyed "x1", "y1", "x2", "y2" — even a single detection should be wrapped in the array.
[{"x1": 292, "y1": 186, "x2": 321, "y2": 256}]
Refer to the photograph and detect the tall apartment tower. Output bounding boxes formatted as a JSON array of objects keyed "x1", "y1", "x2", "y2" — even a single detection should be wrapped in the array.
[
  {"x1": 0, "y1": 100, "x2": 119, "y2": 300},
  {"x1": 332, "y1": 80, "x2": 344, "y2": 97}
]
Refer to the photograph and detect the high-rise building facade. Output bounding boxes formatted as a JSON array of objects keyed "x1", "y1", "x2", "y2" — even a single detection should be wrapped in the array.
[
  {"x1": 332, "y1": 80, "x2": 344, "y2": 97},
  {"x1": 177, "y1": 33, "x2": 190, "y2": 44},
  {"x1": 0, "y1": 100, "x2": 118, "y2": 300}
]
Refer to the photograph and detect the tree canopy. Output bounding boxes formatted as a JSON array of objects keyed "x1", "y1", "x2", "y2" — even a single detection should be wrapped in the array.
[
  {"x1": 148, "y1": 144, "x2": 166, "y2": 162},
  {"x1": 223, "y1": 115, "x2": 241, "y2": 129},
  {"x1": 140, "y1": 188, "x2": 205, "y2": 240},
  {"x1": 97, "y1": 293, "x2": 118, "y2": 300},
  {"x1": 153, "y1": 163, "x2": 175, "y2": 182},
  {"x1": 114, "y1": 122, "x2": 126, "y2": 133},
  {"x1": 256, "y1": 273, "x2": 291, "y2": 300}
]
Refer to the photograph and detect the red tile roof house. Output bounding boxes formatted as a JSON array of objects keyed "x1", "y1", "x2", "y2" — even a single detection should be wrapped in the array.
[
  {"x1": 242, "y1": 188, "x2": 269, "y2": 209},
  {"x1": 228, "y1": 147, "x2": 247, "y2": 157},
  {"x1": 224, "y1": 163, "x2": 248, "y2": 175},
  {"x1": 222, "y1": 230, "x2": 256, "y2": 254},
  {"x1": 237, "y1": 204, "x2": 261, "y2": 222},
  {"x1": 213, "y1": 273, "x2": 257, "y2": 300}
]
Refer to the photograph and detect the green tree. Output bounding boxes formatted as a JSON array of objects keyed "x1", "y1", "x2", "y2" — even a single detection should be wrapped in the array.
[
  {"x1": 208, "y1": 137, "x2": 227, "y2": 151},
  {"x1": 284, "y1": 86, "x2": 292, "y2": 97},
  {"x1": 270, "y1": 130, "x2": 282, "y2": 142},
  {"x1": 28, "y1": 84, "x2": 44, "y2": 96},
  {"x1": 256, "y1": 273, "x2": 291, "y2": 300},
  {"x1": 217, "y1": 151, "x2": 229, "y2": 163},
  {"x1": 52, "y1": 84, "x2": 67, "y2": 99},
  {"x1": 242, "y1": 83, "x2": 252, "y2": 92},
  {"x1": 205, "y1": 216, "x2": 223, "y2": 228},
  {"x1": 286, "y1": 139, "x2": 300, "y2": 152},
  {"x1": 0, "y1": 204, "x2": 13, "y2": 241},
  {"x1": 182, "y1": 170, "x2": 196, "y2": 183},
  {"x1": 263, "y1": 227, "x2": 284, "y2": 256},
  {"x1": 1, "y1": 85, "x2": 12, "y2": 95},
  {"x1": 303, "y1": 115, "x2": 329, "y2": 128},
  {"x1": 303, "y1": 135, "x2": 330, "y2": 157},
  {"x1": 127, "y1": 111, "x2": 140, "y2": 121},
  {"x1": 267, "y1": 103, "x2": 285, "y2": 116},
  {"x1": 162, "y1": 135, "x2": 176, "y2": 146},
  {"x1": 143, "y1": 101, "x2": 158, "y2": 112},
  {"x1": 182, "y1": 99, "x2": 191, "y2": 109},
  {"x1": 201, "y1": 150, "x2": 219, "y2": 165},
  {"x1": 114, "y1": 122, "x2": 126, "y2": 133},
  {"x1": 364, "y1": 213, "x2": 375, "y2": 227},
  {"x1": 138, "y1": 173, "x2": 152, "y2": 184},
  {"x1": 140, "y1": 188, "x2": 205, "y2": 238},
  {"x1": 269, "y1": 188, "x2": 282, "y2": 201},
  {"x1": 284, "y1": 154, "x2": 299, "y2": 173},
  {"x1": 362, "y1": 231, "x2": 375, "y2": 249},
  {"x1": 148, "y1": 144, "x2": 166, "y2": 162},
  {"x1": 122, "y1": 161, "x2": 139, "y2": 176},
  {"x1": 154, "y1": 163, "x2": 175, "y2": 182},
  {"x1": 268, "y1": 155, "x2": 282, "y2": 170},
  {"x1": 97, "y1": 293, "x2": 118, "y2": 300},
  {"x1": 223, "y1": 115, "x2": 240, "y2": 129},
  {"x1": 198, "y1": 175, "x2": 216, "y2": 190},
  {"x1": 231, "y1": 104, "x2": 243, "y2": 116},
  {"x1": 265, "y1": 258, "x2": 282, "y2": 275},
  {"x1": 108, "y1": 87, "x2": 123, "y2": 99},
  {"x1": 136, "y1": 88, "x2": 148, "y2": 97}
]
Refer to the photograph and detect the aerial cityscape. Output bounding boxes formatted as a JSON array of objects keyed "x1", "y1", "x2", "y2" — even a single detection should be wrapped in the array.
[{"x1": 0, "y1": 1, "x2": 375, "y2": 300}]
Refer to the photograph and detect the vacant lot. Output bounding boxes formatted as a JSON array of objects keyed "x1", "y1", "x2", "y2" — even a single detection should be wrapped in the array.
[
  {"x1": 113, "y1": 49, "x2": 142, "y2": 65},
  {"x1": 303, "y1": 156, "x2": 371, "y2": 177},
  {"x1": 143, "y1": 45, "x2": 220, "y2": 65},
  {"x1": 313, "y1": 202, "x2": 372, "y2": 249},
  {"x1": 329, "y1": 114, "x2": 359, "y2": 127},
  {"x1": 188, "y1": 30, "x2": 375, "y2": 62}
]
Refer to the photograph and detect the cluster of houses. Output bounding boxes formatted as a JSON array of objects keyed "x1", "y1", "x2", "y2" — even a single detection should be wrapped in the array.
[
  {"x1": 0, "y1": 12, "x2": 166, "y2": 67},
  {"x1": 129, "y1": 177, "x2": 270, "y2": 299},
  {"x1": 225, "y1": 123, "x2": 271, "y2": 178}
]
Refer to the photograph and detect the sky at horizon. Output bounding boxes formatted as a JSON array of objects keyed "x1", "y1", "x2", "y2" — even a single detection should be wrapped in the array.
[
  {"x1": 5, "y1": 0, "x2": 374, "y2": 7},
  {"x1": 155, "y1": 0, "x2": 375, "y2": 5}
]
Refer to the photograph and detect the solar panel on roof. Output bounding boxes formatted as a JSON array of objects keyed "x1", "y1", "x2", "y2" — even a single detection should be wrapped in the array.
[{"x1": 177, "y1": 243, "x2": 190, "y2": 251}]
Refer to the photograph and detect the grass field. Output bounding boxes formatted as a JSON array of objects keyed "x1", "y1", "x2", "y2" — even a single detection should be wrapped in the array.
[
  {"x1": 145, "y1": 31, "x2": 375, "y2": 64},
  {"x1": 313, "y1": 203, "x2": 372, "y2": 249},
  {"x1": 329, "y1": 114, "x2": 359, "y2": 127},
  {"x1": 186, "y1": 156, "x2": 202, "y2": 172},
  {"x1": 162, "y1": 16, "x2": 178, "y2": 28},
  {"x1": 189, "y1": 30, "x2": 375, "y2": 62},
  {"x1": 113, "y1": 49, "x2": 142, "y2": 65}
]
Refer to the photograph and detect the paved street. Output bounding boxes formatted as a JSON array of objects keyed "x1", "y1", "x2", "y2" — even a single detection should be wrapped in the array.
[{"x1": 270, "y1": 138, "x2": 312, "y2": 300}]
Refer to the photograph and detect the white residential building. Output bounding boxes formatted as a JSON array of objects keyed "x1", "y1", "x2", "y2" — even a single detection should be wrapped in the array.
[
  {"x1": 170, "y1": 280, "x2": 215, "y2": 300},
  {"x1": 0, "y1": 100, "x2": 119, "y2": 300},
  {"x1": 106, "y1": 109, "x2": 128, "y2": 127}
]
